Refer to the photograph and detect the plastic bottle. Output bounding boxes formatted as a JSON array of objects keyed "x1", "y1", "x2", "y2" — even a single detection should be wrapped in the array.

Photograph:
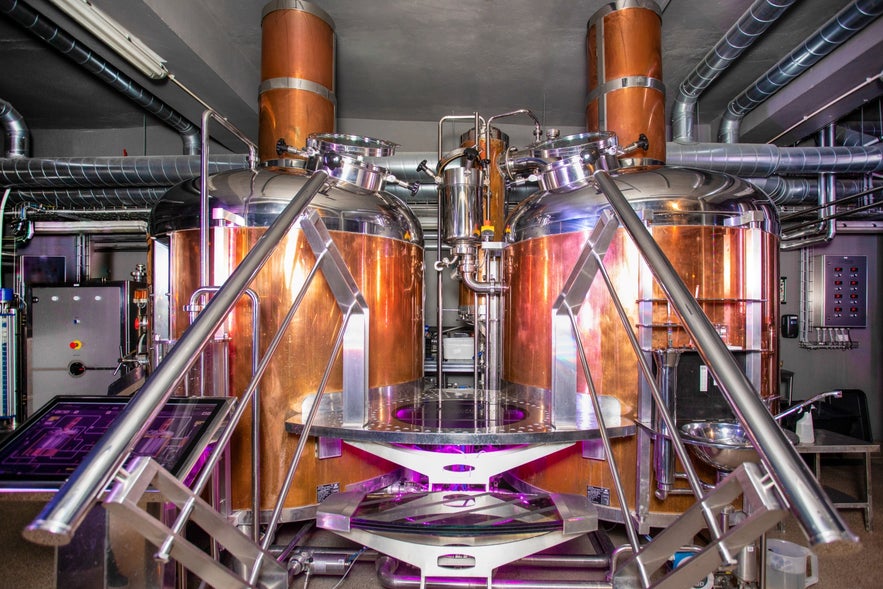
[{"x1": 796, "y1": 410, "x2": 815, "y2": 444}]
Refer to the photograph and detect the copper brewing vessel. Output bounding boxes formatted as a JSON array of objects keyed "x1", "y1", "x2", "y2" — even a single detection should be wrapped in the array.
[
  {"x1": 150, "y1": 167, "x2": 423, "y2": 513},
  {"x1": 504, "y1": 167, "x2": 778, "y2": 522}
]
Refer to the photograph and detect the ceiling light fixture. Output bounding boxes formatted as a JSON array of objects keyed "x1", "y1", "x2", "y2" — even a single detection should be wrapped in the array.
[{"x1": 47, "y1": 0, "x2": 169, "y2": 80}]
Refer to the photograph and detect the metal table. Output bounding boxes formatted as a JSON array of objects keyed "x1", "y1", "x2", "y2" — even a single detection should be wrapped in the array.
[{"x1": 795, "y1": 429, "x2": 880, "y2": 531}]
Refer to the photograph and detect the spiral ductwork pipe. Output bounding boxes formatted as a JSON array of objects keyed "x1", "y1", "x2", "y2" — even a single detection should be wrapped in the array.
[
  {"x1": 0, "y1": 0, "x2": 200, "y2": 155},
  {"x1": 671, "y1": 0, "x2": 796, "y2": 143},
  {"x1": 718, "y1": 0, "x2": 883, "y2": 143},
  {"x1": 746, "y1": 176, "x2": 875, "y2": 204},
  {"x1": 0, "y1": 98, "x2": 29, "y2": 158},
  {"x1": 10, "y1": 187, "x2": 167, "y2": 208},
  {"x1": 835, "y1": 126, "x2": 878, "y2": 146},
  {"x1": 666, "y1": 142, "x2": 883, "y2": 175},
  {"x1": 0, "y1": 155, "x2": 248, "y2": 188}
]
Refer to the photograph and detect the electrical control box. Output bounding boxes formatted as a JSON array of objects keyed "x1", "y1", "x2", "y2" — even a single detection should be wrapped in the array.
[
  {"x1": 811, "y1": 255, "x2": 867, "y2": 328},
  {"x1": 29, "y1": 282, "x2": 143, "y2": 414}
]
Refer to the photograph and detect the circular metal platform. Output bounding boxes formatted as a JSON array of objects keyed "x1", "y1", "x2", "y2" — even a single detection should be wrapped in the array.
[{"x1": 285, "y1": 385, "x2": 635, "y2": 445}]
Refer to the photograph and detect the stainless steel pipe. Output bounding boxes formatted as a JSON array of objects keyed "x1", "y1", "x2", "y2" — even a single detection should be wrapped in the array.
[
  {"x1": 671, "y1": 0, "x2": 796, "y2": 142},
  {"x1": 718, "y1": 0, "x2": 883, "y2": 143},
  {"x1": 0, "y1": 98, "x2": 29, "y2": 158},
  {"x1": 593, "y1": 169, "x2": 857, "y2": 546},
  {"x1": 22, "y1": 170, "x2": 329, "y2": 546}
]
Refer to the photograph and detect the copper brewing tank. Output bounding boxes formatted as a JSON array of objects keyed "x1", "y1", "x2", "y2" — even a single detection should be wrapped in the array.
[
  {"x1": 148, "y1": 165, "x2": 423, "y2": 514},
  {"x1": 586, "y1": 1, "x2": 665, "y2": 164},
  {"x1": 259, "y1": 0, "x2": 336, "y2": 162},
  {"x1": 503, "y1": 167, "x2": 779, "y2": 525}
]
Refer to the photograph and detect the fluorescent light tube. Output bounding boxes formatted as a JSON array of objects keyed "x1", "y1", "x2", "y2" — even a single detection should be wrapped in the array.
[{"x1": 48, "y1": 0, "x2": 168, "y2": 79}]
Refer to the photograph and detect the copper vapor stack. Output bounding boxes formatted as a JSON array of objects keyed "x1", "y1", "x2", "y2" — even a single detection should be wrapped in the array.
[
  {"x1": 259, "y1": 0, "x2": 336, "y2": 162},
  {"x1": 586, "y1": 0, "x2": 665, "y2": 164}
]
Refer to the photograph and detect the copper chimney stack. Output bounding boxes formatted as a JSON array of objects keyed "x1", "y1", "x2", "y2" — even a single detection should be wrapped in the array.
[
  {"x1": 586, "y1": 0, "x2": 665, "y2": 165},
  {"x1": 259, "y1": 0, "x2": 336, "y2": 163}
]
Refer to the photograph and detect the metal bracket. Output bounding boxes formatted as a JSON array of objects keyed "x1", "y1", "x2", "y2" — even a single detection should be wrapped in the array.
[
  {"x1": 299, "y1": 210, "x2": 370, "y2": 427},
  {"x1": 724, "y1": 210, "x2": 765, "y2": 227},
  {"x1": 346, "y1": 440, "x2": 575, "y2": 488},
  {"x1": 550, "y1": 209, "x2": 620, "y2": 429}
]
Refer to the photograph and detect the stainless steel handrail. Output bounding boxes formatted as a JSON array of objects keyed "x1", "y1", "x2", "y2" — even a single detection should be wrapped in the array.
[
  {"x1": 593, "y1": 169, "x2": 857, "y2": 546},
  {"x1": 23, "y1": 170, "x2": 330, "y2": 547},
  {"x1": 200, "y1": 108, "x2": 258, "y2": 287}
]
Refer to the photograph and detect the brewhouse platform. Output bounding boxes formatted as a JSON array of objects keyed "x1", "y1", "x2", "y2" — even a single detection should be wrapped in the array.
[{"x1": 285, "y1": 386, "x2": 635, "y2": 444}]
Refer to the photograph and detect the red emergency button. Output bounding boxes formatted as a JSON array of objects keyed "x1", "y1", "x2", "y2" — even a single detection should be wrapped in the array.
[{"x1": 70, "y1": 340, "x2": 83, "y2": 350}]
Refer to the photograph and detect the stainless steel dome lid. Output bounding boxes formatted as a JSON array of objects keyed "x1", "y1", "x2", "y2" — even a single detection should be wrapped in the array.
[
  {"x1": 149, "y1": 166, "x2": 423, "y2": 243},
  {"x1": 506, "y1": 166, "x2": 778, "y2": 243}
]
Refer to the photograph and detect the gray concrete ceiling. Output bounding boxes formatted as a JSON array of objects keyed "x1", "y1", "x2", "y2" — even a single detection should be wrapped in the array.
[{"x1": 1, "y1": 0, "x2": 882, "y2": 149}]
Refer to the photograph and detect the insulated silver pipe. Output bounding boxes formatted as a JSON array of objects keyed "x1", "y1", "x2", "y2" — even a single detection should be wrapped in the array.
[
  {"x1": 671, "y1": 0, "x2": 796, "y2": 143},
  {"x1": 0, "y1": 155, "x2": 248, "y2": 187},
  {"x1": 836, "y1": 126, "x2": 879, "y2": 146},
  {"x1": 381, "y1": 145, "x2": 883, "y2": 180},
  {"x1": 0, "y1": 0, "x2": 200, "y2": 154},
  {"x1": 718, "y1": 0, "x2": 883, "y2": 143},
  {"x1": 779, "y1": 183, "x2": 883, "y2": 221},
  {"x1": 22, "y1": 171, "x2": 329, "y2": 547},
  {"x1": 666, "y1": 142, "x2": 883, "y2": 175},
  {"x1": 746, "y1": 177, "x2": 875, "y2": 205},
  {"x1": 781, "y1": 125, "x2": 838, "y2": 249},
  {"x1": 8, "y1": 145, "x2": 881, "y2": 190},
  {"x1": 0, "y1": 98, "x2": 29, "y2": 158},
  {"x1": 10, "y1": 187, "x2": 168, "y2": 208},
  {"x1": 593, "y1": 169, "x2": 857, "y2": 546}
]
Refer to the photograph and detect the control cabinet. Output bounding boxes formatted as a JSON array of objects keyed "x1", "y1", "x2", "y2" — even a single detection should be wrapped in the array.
[
  {"x1": 811, "y1": 255, "x2": 867, "y2": 328},
  {"x1": 29, "y1": 282, "x2": 144, "y2": 414}
]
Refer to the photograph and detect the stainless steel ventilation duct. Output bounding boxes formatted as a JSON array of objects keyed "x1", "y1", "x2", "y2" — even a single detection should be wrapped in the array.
[
  {"x1": 836, "y1": 126, "x2": 879, "y2": 146},
  {"x1": 6, "y1": 142, "x2": 881, "y2": 210},
  {"x1": 0, "y1": 0, "x2": 200, "y2": 155},
  {"x1": 671, "y1": 0, "x2": 796, "y2": 143},
  {"x1": 718, "y1": 0, "x2": 883, "y2": 143},
  {"x1": 0, "y1": 155, "x2": 247, "y2": 188},
  {"x1": 0, "y1": 98, "x2": 29, "y2": 158},
  {"x1": 10, "y1": 187, "x2": 167, "y2": 209},
  {"x1": 666, "y1": 142, "x2": 883, "y2": 175},
  {"x1": 387, "y1": 143, "x2": 883, "y2": 180},
  {"x1": 747, "y1": 176, "x2": 876, "y2": 204}
]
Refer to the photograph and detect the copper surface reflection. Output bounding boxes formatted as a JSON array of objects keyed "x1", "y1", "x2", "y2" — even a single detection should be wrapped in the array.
[
  {"x1": 168, "y1": 227, "x2": 423, "y2": 511},
  {"x1": 504, "y1": 225, "x2": 777, "y2": 514}
]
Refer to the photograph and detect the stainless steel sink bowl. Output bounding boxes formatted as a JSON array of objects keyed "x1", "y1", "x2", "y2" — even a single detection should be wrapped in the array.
[{"x1": 679, "y1": 420, "x2": 798, "y2": 472}]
